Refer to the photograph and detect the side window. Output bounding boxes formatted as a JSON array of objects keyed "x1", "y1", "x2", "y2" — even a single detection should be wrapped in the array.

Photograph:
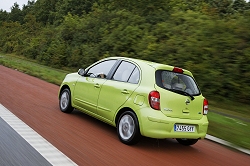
[
  {"x1": 113, "y1": 61, "x2": 139, "y2": 83},
  {"x1": 86, "y1": 60, "x2": 116, "y2": 78},
  {"x1": 128, "y1": 67, "x2": 139, "y2": 84}
]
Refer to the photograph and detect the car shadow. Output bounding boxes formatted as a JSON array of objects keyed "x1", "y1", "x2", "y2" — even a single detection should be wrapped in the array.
[
  {"x1": 69, "y1": 109, "x2": 201, "y2": 153},
  {"x1": 135, "y1": 137, "x2": 200, "y2": 153},
  {"x1": 69, "y1": 109, "x2": 117, "y2": 136}
]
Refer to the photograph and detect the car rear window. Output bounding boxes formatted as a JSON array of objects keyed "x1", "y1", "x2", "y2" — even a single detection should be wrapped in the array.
[{"x1": 155, "y1": 70, "x2": 200, "y2": 95}]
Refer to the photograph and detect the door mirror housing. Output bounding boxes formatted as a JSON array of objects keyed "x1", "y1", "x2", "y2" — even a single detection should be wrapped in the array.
[{"x1": 78, "y1": 68, "x2": 85, "y2": 76}]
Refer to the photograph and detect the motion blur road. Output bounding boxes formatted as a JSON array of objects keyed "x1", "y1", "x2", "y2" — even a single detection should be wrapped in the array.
[{"x1": 0, "y1": 65, "x2": 249, "y2": 166}]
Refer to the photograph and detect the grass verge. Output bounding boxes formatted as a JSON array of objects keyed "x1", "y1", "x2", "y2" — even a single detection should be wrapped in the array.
[
  {"x1": 207, "y1": 112, "x2": 250, "y2": 149},
  {"x1": 0, "y1": 54, "x2": 72, "y2": 85},
  {"x1": 1, "y1": 53, "x2": 250, "y2": 150}
]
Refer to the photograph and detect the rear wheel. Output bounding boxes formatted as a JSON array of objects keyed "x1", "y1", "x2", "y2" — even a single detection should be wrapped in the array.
[
  {"x1": 176, "y1": 138, "x2": 199, "y2": 146},
  {"x1": 117, "y1": 111, "x2": 141, "y2": 145},
  {"x1": 59, "y1": 88, "x2": 74, "y2": 113}
]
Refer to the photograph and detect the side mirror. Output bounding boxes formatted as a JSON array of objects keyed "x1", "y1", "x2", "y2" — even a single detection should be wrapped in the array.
[{"x1": 78, "y1": 68, "x2": 85, "y2": 76}]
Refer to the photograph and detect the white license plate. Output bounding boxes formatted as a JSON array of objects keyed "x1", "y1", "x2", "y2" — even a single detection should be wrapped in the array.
[{"x1": 174, "y1": 124, "x2": 195, "y2": 132}]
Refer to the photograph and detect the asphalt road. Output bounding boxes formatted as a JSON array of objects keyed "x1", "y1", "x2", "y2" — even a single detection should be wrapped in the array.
[
  {"x1": 0, "y1": 65, "x2": 249, "y2": 166},
  {"x1": 0, "y1": 117, "x2": 52, "y2": 166}
]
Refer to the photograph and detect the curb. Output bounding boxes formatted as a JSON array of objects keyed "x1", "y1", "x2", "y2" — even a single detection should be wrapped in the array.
[{"x1": 205, "y1": 134, "x2": 250, "y2": 155}]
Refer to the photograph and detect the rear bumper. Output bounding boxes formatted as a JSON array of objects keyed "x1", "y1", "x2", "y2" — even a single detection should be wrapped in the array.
[{"x1": 137, "y1": 107, "x2": 209, "y2": 139}]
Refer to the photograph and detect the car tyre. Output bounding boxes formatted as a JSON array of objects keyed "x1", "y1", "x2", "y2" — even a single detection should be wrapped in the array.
[
  {"x1": 117, "y1": 111, "x2": 141, "y2": 145},
  {"x1": 59, "y1": 88, "x2": 74, "y2": 113},
  {"x1": 176, "y1": 138, "x2": 198, "y2": 146}
]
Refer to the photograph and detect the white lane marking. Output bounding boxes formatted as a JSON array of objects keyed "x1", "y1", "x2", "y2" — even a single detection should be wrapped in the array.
[
  {"x1": 236, "y1": 122, "x2": 247, "y2": 126},
  {"x1": 205, "y1": 134, "x2": 250, "y2": 155},
  {"x1": 0, "y1": 104, "x2": 78, "y2": 166},
  {"x1": 225, "y1": 117, "x2": 247, "y2": 126}
]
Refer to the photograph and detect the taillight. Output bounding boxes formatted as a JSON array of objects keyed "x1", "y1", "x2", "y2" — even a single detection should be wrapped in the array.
[
  {"x1": 203, "y1": 99, "x2": 208, "y2": 115},
  {"x1": 173, "y1": 67, "x2": 183, "y2": 74},
  {"x1": 149, "y1": 91, "x2": 160, "y2": 110}
]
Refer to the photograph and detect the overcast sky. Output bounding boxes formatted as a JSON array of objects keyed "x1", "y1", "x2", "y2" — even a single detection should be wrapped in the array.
[{"x1": 0, "y1": 0, "x2": 30, "y2": 12}]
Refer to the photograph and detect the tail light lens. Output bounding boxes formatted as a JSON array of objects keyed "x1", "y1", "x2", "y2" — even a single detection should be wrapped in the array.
[
  {"x1": 173, "y1": 67, "x2": 183, "y2": 74},
  {"x1": 149, "y1": 91, "x2": 160, "y2": 110},
  {"x1": 203, "y1": 99, "x2": 208, "y2": 115}
]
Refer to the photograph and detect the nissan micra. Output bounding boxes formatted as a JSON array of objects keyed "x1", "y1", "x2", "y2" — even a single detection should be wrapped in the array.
[{"x1": 59, "y1": 57, "x2": 209, "y2": 145}]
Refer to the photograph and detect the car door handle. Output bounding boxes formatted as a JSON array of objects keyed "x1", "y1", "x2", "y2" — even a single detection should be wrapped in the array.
[
  {"x1": 94, "y1": 83, "x2": 100, "y2": 88},
  {"x1": 121, "y1": 89, "x2": 130, "y2": 94}
]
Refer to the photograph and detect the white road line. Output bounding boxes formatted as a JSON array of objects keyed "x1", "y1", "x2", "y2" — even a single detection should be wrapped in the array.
[
  {"x1": 205, "y1": 134, "x2": 250, "y2": 155},
  {"x1": 0, "y1": 104, "x2": 78, "y2": 166}
]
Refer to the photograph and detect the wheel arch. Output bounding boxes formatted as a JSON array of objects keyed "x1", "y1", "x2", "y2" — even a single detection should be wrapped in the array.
[
  {"x1": 59, "y1": 85, "x2": 74, "y2": 113},
  {"x1": 115, "y1": 107, "x2": 141, "y2": 132},
  {"x1": 59, "y1": 84, "x2": 70, "y2": 99},
  {"x1": 115, "y1": 107, "x2": 142, "y2": 145}
]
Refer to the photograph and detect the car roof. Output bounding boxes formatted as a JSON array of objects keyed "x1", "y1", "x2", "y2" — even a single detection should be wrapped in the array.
[
  {"x1": 104, "y1": 56, "x2": 193, "y2": 76},
  {"x1": 105, "y1": 56, "x2": 166, "y2": 67}
]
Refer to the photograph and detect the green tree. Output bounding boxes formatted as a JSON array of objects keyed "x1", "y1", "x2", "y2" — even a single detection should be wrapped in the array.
[
  {"x1": 0, "y1": 0, "x2": 250, "y2": 104},
  {"x1": 32, "y1": 0, "x2": 57, "y2": 24},
  {"x1": 206, "y1": 0, "x2": 235, "y2": 16},
  {"x1": 9, "y1": 3, "x2": 23, "y2": 22},
  {"x1": 232, "y1": 0, "x2": 247, "y2": 13},
  {"x1": 0, "y1": 22, "x2": 23, "y2": 52},
  {"x1": 22, "y1": 0, "x2": 36, "y2": 16},
  {"x1": 0, "y1": 10, "x2": 9, "y2": 22}
]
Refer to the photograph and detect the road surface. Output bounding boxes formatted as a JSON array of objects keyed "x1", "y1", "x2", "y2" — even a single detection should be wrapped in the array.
[{"x1": 0, "y1": 65, "x2": 249, "y2": 165}]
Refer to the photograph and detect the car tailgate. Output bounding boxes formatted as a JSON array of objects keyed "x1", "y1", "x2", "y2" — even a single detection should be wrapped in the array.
[{"x1": 156, "y1": 86, "x2": 204, "y2": 120}]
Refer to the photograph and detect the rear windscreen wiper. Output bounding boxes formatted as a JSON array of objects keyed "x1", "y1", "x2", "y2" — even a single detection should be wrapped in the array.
[{"x1": 170, "y1": 89, "x2": 195, "y2": 100}]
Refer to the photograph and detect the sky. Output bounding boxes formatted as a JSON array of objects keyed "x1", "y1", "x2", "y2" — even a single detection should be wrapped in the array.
[
  {"x1": 0, "y1": 0, "x2": 30, "y2": 12},
  {"x1": 1, "y1": 0, "x2": 249, "y2": 12}
]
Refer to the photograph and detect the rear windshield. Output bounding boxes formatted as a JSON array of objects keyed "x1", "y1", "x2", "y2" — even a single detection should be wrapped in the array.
[{"x1": 155, "y1": 70, "x2": 200, "y2": 96}]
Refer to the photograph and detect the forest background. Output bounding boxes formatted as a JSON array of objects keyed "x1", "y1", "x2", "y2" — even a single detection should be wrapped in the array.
[{"x1": 0, "y1": 0, "x2": 250, "y2": 106}]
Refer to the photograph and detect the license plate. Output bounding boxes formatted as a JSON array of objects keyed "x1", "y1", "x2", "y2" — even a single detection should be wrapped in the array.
[{"x1": 174, "y1": 124, "x2": 195, "y2": 132}]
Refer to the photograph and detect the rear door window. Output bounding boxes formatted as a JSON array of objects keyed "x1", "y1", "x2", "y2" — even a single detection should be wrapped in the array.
[
  {"x1": 128, "y1": 67, "x2": 139, "y2": 84},
  {"x1": 112, "y1": 61, "x2": 139, "y2": 84}
]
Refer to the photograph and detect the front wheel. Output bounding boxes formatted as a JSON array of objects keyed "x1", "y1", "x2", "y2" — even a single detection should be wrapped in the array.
[
  {"x1": 176, "y1": 138, "x2": 199, "y2": 146},
  {"x1": 117, "y1": 111, "x2": 141, "y2": 145},
  {"x1": 59, "y1": 88, "x2": 74, "y2": 113}
]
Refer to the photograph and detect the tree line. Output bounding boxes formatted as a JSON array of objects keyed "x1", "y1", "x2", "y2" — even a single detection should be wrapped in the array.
[{"x1": 0, "y1": 0, "x2": 250, "y2": 104}]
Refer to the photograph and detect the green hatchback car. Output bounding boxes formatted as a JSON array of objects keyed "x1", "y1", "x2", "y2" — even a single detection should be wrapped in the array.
[{"x1": 59, "y1": 57, "x2": 209, "y2": 145}]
